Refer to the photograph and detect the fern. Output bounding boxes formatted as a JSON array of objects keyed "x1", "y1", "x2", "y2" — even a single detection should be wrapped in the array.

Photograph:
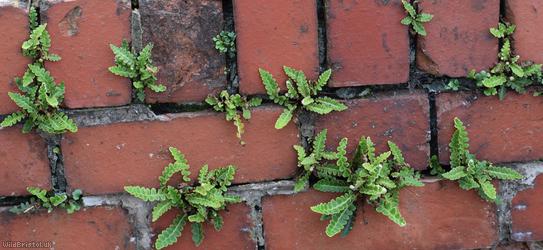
[
  {"x1": 124, "y1": 147, "x2": 240, "y2": 249},
  {"x1": 213, "y1": 31, "x2": 236, "y2": 58},
  {"x1": 400, "y1": 0, "x2": 433, "y2": 36},
  {"x1": 206, "y1": 90, "x2": 262, "y2": 143},
  {"x1": 438, "y1": 117, "x2": 523, "y2": 202},
  {"x1": 10, "y1": 187, "x2": 83, "y2": 214},
  {"x1": 259, "y1": 67, "x2": 347, "y2": 129},
  {"x1": 109, "y1": 40, "x2": 166, "y2": 102}
]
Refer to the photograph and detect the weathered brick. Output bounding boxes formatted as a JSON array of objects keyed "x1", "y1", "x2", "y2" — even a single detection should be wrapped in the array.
[
  {"x1": 437, "y1": 92, "x2": 543, "y2": 164},
  {"x1": 327, "y1": 0, "x2": 409, "y2": 87},
  {"x1": 262, "y1": 181, "x2": 498, "y2": 249},
  {"x1": 0, "y1": 4, "x2": 31, "y2": 115},
  {"x1": 0, "y1": 206, "x2": 135, "y2": 249},
  {"x1": 62, "y1": 106, "x2": 299, "y2": 194},
  {"x1": 315, "y1": 91, "x2": 429, "y2": 169},
  {"x1": 41, "y1": 0, "x2": 132, "y2": 109},
  {"x1": 0, "y1": 127, "x2": 50, "y2": 196},
  {"x1": 417, "y1": 0, "x2": 499, "y2": 77},
  {"x1": 512, "y1": 174, "x2": 543, "y2": 241},
  {"x1": 506, "y1": 0, "x2": 543, "y2": 64},
  {"x1": 152, "y1": 203, "x2": 255, "y2": 249},
  {"x1": 140, "y1": 0, "x2": 226, "y2": 103},
  {"x1": 235, "y1": 0, "x2": 319, "y2": 94}
]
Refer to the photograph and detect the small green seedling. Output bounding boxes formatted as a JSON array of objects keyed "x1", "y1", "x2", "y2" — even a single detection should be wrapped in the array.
[
  {"x1": 401, "y1": 0, "x2": 433, "y2": 36},
  {"x1": 259, "y1": 67, "x2": 347, "y2": 129},
  {"x1": 445, "y1": 79, "x2": 461, "y2": 91},
  {"x1": 124, "y1": 147, "x2": 240, "y2": 249},
  {"x1": 0, "y1": 7, "x2": 77, "y2": 134},
  {"x1": 206, "y1": 90, "x2": 262, "y2": 143},
  {"x1": 469, "y1": 22, "x2": 542, "y2": 100},
  {"x1": 10, "y1": 187, "x2": 83, "y2": 214},
  {"x1": 109, "y1": 40, "x2": 166, "y2": 102},
  {"x1": 295, "y1": 130, "x2": 424, "y2": 237},
  {"x1": 213, "y1": 31, "x2": 236, "y2": 58},
  {"x1": 438, "y1": 118, "x2": 523, "y2": 202}
]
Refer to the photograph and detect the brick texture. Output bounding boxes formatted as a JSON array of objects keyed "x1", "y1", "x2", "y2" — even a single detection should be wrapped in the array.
[
  {"x1": 262, "y1": 181, "x2": 498, "y2": 249},
  {"x1": 41, "y1": 0, "x2": 132, "y2": 109},
  {"x1": 315, "y1": 91, "x2": 429, "y2": 169},
  {"x1": 417, "y1": 0, "x2": 499, "y2": 77},
  {"x1": 506, "y1": 0, "x2": 543, "y2": 64},
  {"x1": 61, "y1": 106, "x2": 299, "y2": 194},
  {"x1": 235, "y1": 0, "x2": 319, "y2": 95},
  {"x1": 437, "y1": 92, "x2": 543, "y2": 164},
  {"x1": 141, "y1": 0, "x2": 226, "y2": 103},
  {"x1": 0, "y1": 127, "x2": 50, "y2": 196},
  {"x1": 0, "y1": 207, "x2": 135, "y2": 249},
  {"x1": 512, "y1": 174, "x2": 543, "y2": 241},
  {"x1": 327, "y1": 0, "x2": 409, "y2": 87}
]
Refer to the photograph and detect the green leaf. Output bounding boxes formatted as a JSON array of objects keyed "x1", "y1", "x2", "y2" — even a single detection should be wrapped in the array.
[
  {"x1": 1, "y1": 112, "x2": 26, "y2": 127},
  {"x1": 310, "y1": 192, "x2": 355, "y2": 215},
  {"x1": 388, "y1": 141, "x2": 405, "y2": 166},
  {"x1": 412, "y1": 21, "x2": 427, "y2": 36},
  {"x1": 124, "y1": 186, "x2": 166, "y2": 202},
  {"x1": 8, "y1": 92, "x2": 37, "y2": 113},
  {"x1": 110, "y1": 43, "x2": 135, "y2": 66},
  {"x1": 305, "y1": 97, "x2": 347, "y2": 115},
  {"x1": 284, "y1": 66, "x2": 310, "y2": 97},
  {"x1": 376, "y1": 193, "x2": 406, "y2": 226},
  {"x1": 275, "y1": 107, "x2": 294, "y2": 129},
  {"x1": 294, "y1": 172, "x2": 310, "y2": 192},
  {"x1": 417, "y1": 13, "x2": 433, "y2": 22},
  {"x1": 71, "y1": 189, "x2": 83, "y2": 200},
  {"x1": 155, "y1": 214, "x2": 187, "y2": 250},
  {"x1": 27, "y1": 187, "x2": 48, "y2": 203},
  {"x1": 316, "y1": 69, "x2": 332, "y2": 92},
  {"x1": 325, "y1": 204, "x2": 356, "y2": 237},
  {"x1": 108, "y1": 65, "x2": 135, "y2": 78},
  {"x1": 212, "y1": 212, "x2": 224, "y2": 231},
  {"x1": 313, "y1": 179, "x2": 350, "y2": 193},
  {"x1": 169, "y1": 147, "x2": 191, "y2": 182},
  {"x1": 401, "y1": 16, "x2": 413, "y2": 25},
  {"x1": 402, "y1": 0, "x2": 416, "y2": 17},
  {"x1": 152, "y1": 201, "x2": 174, "y2": 222},
  {"x1": 191, "y1": 223, "x2": 204, "y2": 246},
  {"x1": 312, "y1": 129, "x2": 328, "y2": 157},
  {"x1": 186, "y1": 194, "x2": 222, "y2": 209},
  {"x1": 479, "y1": 180, "x2": 497, "y2": 201},
  {"x1": 485, "y1": 166, "x2": 523, "y2": 180},
  {"x1": 148, "y1": 83, "x2": 167, "y2": 93},
  {"x1": 441, "y1": 167, "x2": 467, "y2": 180},
  {"x1": 259, "y1": 68, "x2": 280, "y2": 99},
  {"x1": 510, "y1": 63, "x2": 524, "y2": 77},
  {"x1": 49, "y1": 194, "x2": 67, "y2": 206}
]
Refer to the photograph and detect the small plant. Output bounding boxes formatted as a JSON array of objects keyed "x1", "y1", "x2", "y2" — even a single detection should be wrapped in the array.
[
  {"x1": 401, "y1": 0, "x2": 433, "y2": 36},
  {"x1": 213, "y1": 31, "x2": 236, "y2": 58},
  {"x1": 259, "y1": 67, "x2": 347, "y2": 129},
  {"x1": 206, "y1": 90, "x2": 262, "y2": 143},
  {"x1": 109, "y1": 40, "x2": 166, "y2": 102},
  {"x1": 124, "y1": 147, "x2": 240, "y2": 249},
  {"x1": 469, "y1": 22, "x2": 542, "y2": 100},
  {"x1": 0, "y1": 7, "x2": 77, "y2": 134},
  {"x1": 438, "y1": 118, "x2": 523, "y2": 202},
  {"x1": 445, "y1": 79, "x2": 461, "y2": 91},
  {"x1": 295, "y1": 129, "x2": 424, "y2": 237},
  {"x1": 10, "y1": 187, "x2": 83, "y2": 214}
]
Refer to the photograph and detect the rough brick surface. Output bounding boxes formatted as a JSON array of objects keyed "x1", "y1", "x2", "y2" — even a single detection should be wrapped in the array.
[
  {"x1": 512, "y1": 175, "x2": 543, "y2": 241},
  {"x1": 437, "y1": 92, "x2": 543, "y2": 164},
  {"x1": 42, "y1": 0, "x2": 132, "y2": 109},
  {"x1": 262, "y1": 181, "x2": 498, "y2": 249},
  {"x1": 315, "y1": 91, "x2": 429, "y2": 169},
  {"x1": 0, "y1": 5, "x2": 31, "y2": 115},
  {"x1": 327, "y1": 0, "x2": 409, "y2": 87},
  {"x1": 152, "y1": 203, "x2": 255, "y2": 249},
  {"x1": 62, "y1": 106, "x2": 299, "y2": 194},
  {"x1": 417, "y1": 0, "x2": 499, "y2": 77},
  {"x1": 235, "y1": 0, "x2": 319, "y2": 94},
  {"x1": 506, "y1": 0, "x2": 543, "y2": 64},
  {"x1": 140, "y1": 0, "x2": 226, "y2": 103},
  {"x1": 0, "y1": 127, "x2": 50, "y2": 196},
  {"x1": 0, "y1": 207, "x2": 135, "y2": 249}
]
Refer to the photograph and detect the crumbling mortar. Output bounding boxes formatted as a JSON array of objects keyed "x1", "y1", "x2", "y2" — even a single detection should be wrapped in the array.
[
  {"x1": 131, "y1": 9, "x2": 143, "y2": 53},
  {"x1": 41, "y1": 133, "x2": 67, "y2": 193}
]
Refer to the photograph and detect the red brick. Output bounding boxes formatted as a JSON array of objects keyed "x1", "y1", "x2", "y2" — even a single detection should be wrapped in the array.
[
  {"x1": 42, "y1": 0, "x2": 132, "y2": 109},
  {"x1": 262, "y1": 181, "x2": 498, "y2": 249},
  {"x1": 512, "y1": 174, "x2": 543, "y2": 241},
  {"x1": 61, "y1": 106, "x2": 299, "y2": 194},
  {"x1": 0, "y1": 127, "x2": 50, "y2": 196},
  {"x1": 0, "y1": 206, "x2": 135, "y2": 249},
  {"x1": 506, "y1": 1, "x2": 543, "y2": 64},
  {"x1": 235, "y1": 0, "x2": 319, "y2": 95},
  {"x1": 152, "y1": 203, "x2": 254, "y2": 249},
  {"x1": 437, "y1": 92, "x2": 543, "y2": 164},
  {"x1": 327, "y1": 0, "x2": 409, "y2": 87},
  {"x1": 417, "y1": 0, "x2": 499, "y2": 77},
  {"x1": 315, "y1": 91, "x2": 429, "y2": 169},
  {"x1": 141, "y1": 0, "x2": 226, "y2": 103},
  {"x1": 0, "y1": 4, "x2": 31, "y2": 115}
]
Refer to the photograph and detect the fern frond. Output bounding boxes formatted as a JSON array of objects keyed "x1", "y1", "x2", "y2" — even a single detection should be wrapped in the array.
[{"x1": 155, "y1": 214, "x2": 187, "y2": 250}]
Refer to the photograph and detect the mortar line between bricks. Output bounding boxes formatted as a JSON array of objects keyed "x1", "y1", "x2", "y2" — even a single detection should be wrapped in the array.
[
  {"x1": 316, "y1": 0, "x2": 328, "y2": 73},
  {"x1": 428, "y1": 91, "x2": 439, "y2": 160},
  {"x1": 222, "y1": 0, "x2": 239, "y2": 94}
]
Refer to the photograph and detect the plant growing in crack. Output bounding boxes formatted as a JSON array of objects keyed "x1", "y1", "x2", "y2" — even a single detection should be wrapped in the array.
[
  {"x1": 0, "y1": 7, "x2": 77, "y2": 134},
  {"x1": 206, "y1": 90, "x2": 262, "y2": 144},
  {"x1": 10, "y1": 187, "x2": 83, "y2": 214},
  {"x1": 469, "y1": 22, "x2": 542, "y2": 100},
  {"x1": 294, "y1": 129, "x2": 424, "y2": 237},
  {"x1": 401, "y1": 0, "x2": 433, "y2": 36},
  {"x1": 109, "y1": 40, "x2": 166, "y2": 102},
  {"x1": 259, "y1": 67, "x2": 347, "y2": 129},
  {"x1": 432, "y1": 117, "x2": 523, "y2": 202},
  {"x1": 213, "y1": 31, "x2": 236, "y2": 58},
  {"x1": 124, "y1": 147, "x2": 240, "y2": 249}
]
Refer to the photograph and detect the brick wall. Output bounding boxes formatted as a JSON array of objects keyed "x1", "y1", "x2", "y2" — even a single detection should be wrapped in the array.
[{"x1": 1, "y1": 0, "x2": 542, "y2": 249}]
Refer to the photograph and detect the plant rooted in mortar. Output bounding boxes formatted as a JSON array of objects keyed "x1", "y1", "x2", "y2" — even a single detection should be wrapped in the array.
[
  {"x1": 109, "y1": 40, "x2": 166, "y2": 102},
  {"x1": 0, "y1": 7, "x2": 77, "y2": 134},
  {"x1": 295, "y1": 129, "x2": 424, "y2": 237},
  {"x1": 213, "y1": 31, "x2": 236, "y2": 58},
  {"x1": 206, "y1": 90, "x2": 262, "y2": 143},
  {"x1": 260, "y1": 67, "x2": 347, "y2": 129},
  {"x1": 124, "y1": 147, "x2": 240, "y2": 249},
  {"x1": 10, "y1": 187, "x2": 83, "y2": 214},
  {"x1": 401, "y1": 0, "x2": 433, "y2": 36}
]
